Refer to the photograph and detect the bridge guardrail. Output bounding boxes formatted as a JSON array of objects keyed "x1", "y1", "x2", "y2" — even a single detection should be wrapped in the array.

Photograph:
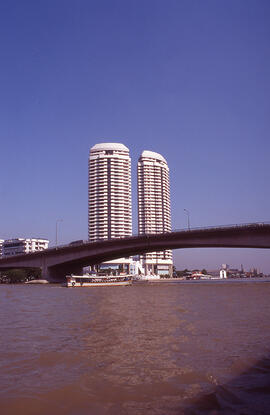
[{"x1": 46, "y1": 222, "x2": 270, "y2": 249}]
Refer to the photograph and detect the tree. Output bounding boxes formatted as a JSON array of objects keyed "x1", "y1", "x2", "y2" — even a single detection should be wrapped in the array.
[
  {"x1": 2, "y1": 268, "x2": 41, "y2": 283},
  {"x1": 25, "y1": 268, "x2": 41, "y2": 279},
  {"x1": 5, "y1": 269, "x2": 28, "y2": 283},
  {"x1": 174, "y1": 269, "x2": 191, "y2": 277}
]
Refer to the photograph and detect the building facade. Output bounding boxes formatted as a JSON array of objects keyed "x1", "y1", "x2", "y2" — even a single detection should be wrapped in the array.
[
  {"x1": 137, "y1": 150, "x2": 173, "y2": 277},
  {"x1": 88, "y1": 143, "x2": 132, "y2": 273},
  {"x1": 0, "y1": 240, "x2": 4, "y2": 257},
  {"x1": 2, "y1": 238, "x2": 49, "y2": 256}
]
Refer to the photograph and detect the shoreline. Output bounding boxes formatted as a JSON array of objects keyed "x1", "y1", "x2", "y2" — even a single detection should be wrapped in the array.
[
  {"x1": 1, "y1": 277, "x2": 270, "y2": 286},
  {"x1": 134, "y1": 277, "x2": 270, "y2": 284}
]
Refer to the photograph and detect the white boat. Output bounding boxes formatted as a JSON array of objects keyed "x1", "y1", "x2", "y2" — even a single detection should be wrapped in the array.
[
  {"x1": 66, "y1": 274, "x2": 132, "y2": 287},
  {"x1": 133, "y1": 274, "x2": 161, "y2": 282}
]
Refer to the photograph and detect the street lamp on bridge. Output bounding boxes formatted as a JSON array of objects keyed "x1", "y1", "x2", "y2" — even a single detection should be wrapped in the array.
[
  {"x1": 55, "y1": 219, "x2": 63, "y2": 247},
  {"x1": 184, "y1": 209, "x2": 190, "y2": 230}
]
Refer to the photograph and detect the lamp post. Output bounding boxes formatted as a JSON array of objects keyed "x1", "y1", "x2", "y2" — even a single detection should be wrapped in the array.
[
  {"x1": 184, "y1": 209, "x2": 190, "y2": 230},
  {"x1": 55, "y1": 219, "x2": 63, "y2": 247}
]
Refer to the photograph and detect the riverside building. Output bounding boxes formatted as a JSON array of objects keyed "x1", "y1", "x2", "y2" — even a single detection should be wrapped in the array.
[
  {"x1": 137, "y1": 150, "x2": 173, "y2": 277},
  {"x1": 0, "y1": 240, "x2": 4, "y2": 257},
  {"x1": 88, "y1": 143, "x2": 132, "y2": 274},
  {"x1": 2, "y1": 238, "x2": 49, "y2": 256}
]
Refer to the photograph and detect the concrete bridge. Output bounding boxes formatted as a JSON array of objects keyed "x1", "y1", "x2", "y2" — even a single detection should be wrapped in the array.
[{"x1": 0, "y1": 223, "x2": 270, "y2": 281}]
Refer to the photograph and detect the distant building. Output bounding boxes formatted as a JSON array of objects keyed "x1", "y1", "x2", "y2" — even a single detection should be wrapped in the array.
[
  {"x1": 220, "y1": 269, "x2": 227, "y2": 279},
  {"x1": 0, "y1": 239, "x2": 4, "y2": 257},
  {"x1": 137, "y1": 150, "x2": 173, "y2": 277},
  {"x1": 2, "y1": 238, "x2": 49, "y2": 256}
]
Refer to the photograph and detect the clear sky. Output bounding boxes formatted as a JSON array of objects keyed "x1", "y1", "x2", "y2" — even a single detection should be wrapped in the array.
[{"x1": 1, "y1": 0, "x2": 270, "y2": 272}]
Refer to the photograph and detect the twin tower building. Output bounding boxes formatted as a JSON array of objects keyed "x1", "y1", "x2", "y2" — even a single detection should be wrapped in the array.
[{"x1": 88, "y1": 143, "x2": 173, "y2": 277}]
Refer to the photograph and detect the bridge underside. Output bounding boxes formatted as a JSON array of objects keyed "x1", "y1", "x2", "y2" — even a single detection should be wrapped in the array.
[{"x1": 45, "y1": 264, "x2": 83, "y2": 282}]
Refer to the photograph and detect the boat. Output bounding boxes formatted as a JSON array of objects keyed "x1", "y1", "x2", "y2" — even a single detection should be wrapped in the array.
[
  {"x1": 133, "y1": 274, "x2": 161, "y2": 282},
  {"x1": 66, "y1": 274, "x2": 132, "y2": 287}
]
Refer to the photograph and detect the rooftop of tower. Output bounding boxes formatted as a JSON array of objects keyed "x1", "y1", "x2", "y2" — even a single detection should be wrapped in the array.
[
  {"x1": 140, "y1": 150, "x2": 167, "y2": 163},
  {"x1": 90, "y1": 143, "x2": 129, "y2": 152}
]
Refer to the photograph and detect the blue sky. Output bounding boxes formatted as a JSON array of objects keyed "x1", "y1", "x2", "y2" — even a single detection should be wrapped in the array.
[{"x1": 1, "y1": 0, "x2": 270, "y2": 272}]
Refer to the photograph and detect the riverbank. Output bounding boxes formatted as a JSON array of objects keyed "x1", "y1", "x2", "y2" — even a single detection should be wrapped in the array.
[{"x1": 136, "y1": 276, "x2": 270, "y2": 284}]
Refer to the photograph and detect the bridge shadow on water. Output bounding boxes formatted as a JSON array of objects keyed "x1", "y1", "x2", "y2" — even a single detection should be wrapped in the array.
[{"x1": 182, "y1": 353, "x2": 270, "y2": 415}]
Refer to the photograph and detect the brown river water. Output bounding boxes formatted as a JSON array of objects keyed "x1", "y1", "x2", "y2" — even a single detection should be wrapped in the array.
[{"x1": 1, "y1": 281, "x2": 270, "y2": 415}]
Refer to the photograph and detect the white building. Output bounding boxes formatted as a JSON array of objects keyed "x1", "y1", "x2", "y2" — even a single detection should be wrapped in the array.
[
  {"x1": 137, "y1": 150, "x2": 173, "y2": 277},
  {"x1": 88, "y1": 143, "x2": 132, "y2": 273},
  {"x1": 0, "y1": 239, "x2": 4, "y2": 257},
  {"x1": 2, "y1": 238, "x2": 49, "y2": 256},
  {"x1": 220, "y1": 269, "x2": 227, "y2": 279}
]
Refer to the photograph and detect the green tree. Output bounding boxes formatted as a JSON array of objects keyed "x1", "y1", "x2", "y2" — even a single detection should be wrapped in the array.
[
  {"x1": 3, "y1": 268, "x2": 41, "y2": 283},
  {"x1": 25, "y1": 268, "x2": 42, "y2": 279},
  {"x1": 5, "y1": 269, "x2": 28, "y2": 283}
]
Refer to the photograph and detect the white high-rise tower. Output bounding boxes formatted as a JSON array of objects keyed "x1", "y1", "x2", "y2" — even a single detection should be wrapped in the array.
[
  {"x1": 88, "y1": 143, "x2": 132, "y2": 241},
  {"x1": 137, "y1": 150, "x2": 173, "y2": 277},
  {"x1": 88, "y1": 143, "x2": 132, "y2": 273}
]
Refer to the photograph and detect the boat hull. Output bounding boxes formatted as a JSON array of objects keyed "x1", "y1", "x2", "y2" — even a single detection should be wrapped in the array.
[{"x1": 67, "y1": 281, "x2": 132, "y2": 287}]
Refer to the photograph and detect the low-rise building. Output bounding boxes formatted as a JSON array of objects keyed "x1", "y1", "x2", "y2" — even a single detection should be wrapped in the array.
[
  {"x1": 0, "y1": 239, "x2": 4, "y2": 257},
  {"x1": 2, "y1": 238, "x2": 49, "y2": 256}
]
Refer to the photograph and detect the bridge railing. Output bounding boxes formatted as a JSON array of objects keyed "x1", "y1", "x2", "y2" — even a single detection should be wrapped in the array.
[
  {"x1": 47, "y1": 221, "x2": 270, "y2": 249},
  {"x1": 172, "y1": 221, "x2": 270, "y2": 233}
]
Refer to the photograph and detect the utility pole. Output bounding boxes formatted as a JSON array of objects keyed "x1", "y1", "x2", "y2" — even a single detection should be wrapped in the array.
[
  {"x1": 184, "y1": 209, "x2": 190, "y2": 230},
  {"x1": 55, "y1": 219, "x2": 63, "y2": 247}
]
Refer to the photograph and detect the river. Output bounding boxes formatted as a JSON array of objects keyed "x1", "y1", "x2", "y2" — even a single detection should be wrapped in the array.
[{"x1": 1, "y1": 281, "x2": 270, "y2": 414}]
